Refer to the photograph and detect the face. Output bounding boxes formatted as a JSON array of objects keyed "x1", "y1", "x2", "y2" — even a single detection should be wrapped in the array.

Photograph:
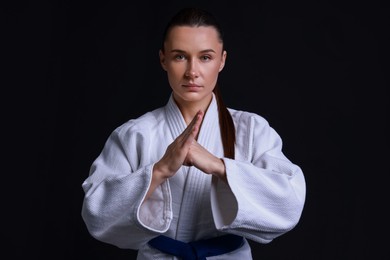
[{"x1": 159, "y1": 26, "x2": 227, "y2": 108}]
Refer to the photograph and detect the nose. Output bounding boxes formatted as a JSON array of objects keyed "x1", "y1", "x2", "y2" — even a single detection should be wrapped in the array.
[{"x1": 185, "y1": 60, "x2": 199, "y2": 78}]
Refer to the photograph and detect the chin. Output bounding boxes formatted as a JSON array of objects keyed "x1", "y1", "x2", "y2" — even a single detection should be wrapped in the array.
[{"x1": 179, "y1": 92, "x2": 213, "y2": 103}]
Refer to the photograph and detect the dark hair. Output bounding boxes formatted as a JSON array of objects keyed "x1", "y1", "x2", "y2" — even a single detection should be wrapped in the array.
[{"x1": 161, "y1": 7, "x2": 235, "y2": 159}]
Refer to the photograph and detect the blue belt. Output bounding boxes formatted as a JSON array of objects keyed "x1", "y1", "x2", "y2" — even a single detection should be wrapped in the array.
[{"x1": 148, "y1": 234, "x2": 244, "y2": 260}]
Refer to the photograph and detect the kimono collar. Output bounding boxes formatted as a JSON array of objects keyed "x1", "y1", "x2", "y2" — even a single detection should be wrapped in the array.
[{"x1": 165, "y1": 93, "x2": 221, "y2": 151}]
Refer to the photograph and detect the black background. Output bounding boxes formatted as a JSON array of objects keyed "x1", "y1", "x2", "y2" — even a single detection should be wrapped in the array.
[{"x1": 3, "y1": 0, "x2": 388, "y2": 259}]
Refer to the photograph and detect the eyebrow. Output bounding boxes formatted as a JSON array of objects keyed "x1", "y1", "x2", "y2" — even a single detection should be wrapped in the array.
[{"x1": 170, "y1": 49, "x2": 216, "y2": 54}]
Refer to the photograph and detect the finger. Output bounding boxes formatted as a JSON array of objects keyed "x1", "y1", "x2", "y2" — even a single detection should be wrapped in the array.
[
  {"x1": 186, "y1": 110, "x2": 203, "y2": 133},
  {"x1": 192, "y1": 110, "x2": 204, "y2": 131},
  {"x1": 181, "y1": 110, "x2": 204, "y2": 142}
]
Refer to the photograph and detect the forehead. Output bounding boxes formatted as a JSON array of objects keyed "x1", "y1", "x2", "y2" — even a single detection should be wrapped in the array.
[{"x1": 164, "y1": 26, "x2": 222, "y2": 51}]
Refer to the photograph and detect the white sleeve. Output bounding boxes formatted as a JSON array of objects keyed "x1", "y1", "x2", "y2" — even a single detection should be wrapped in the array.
[
  {"x1": 81, "y1": 126, "x2": 172, "y2": 250},
  {"x1": 211, "y1": 113, "x2": 306, "y2": 244}
]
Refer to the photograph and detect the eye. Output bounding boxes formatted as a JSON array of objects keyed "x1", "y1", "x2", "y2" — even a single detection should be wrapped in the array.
[
  {"x1": 174, "y1": 54, "x2": 186, "y2": 61},
  {"x1": 200, "y1": 55, "x2": 211, "y2": 61}
]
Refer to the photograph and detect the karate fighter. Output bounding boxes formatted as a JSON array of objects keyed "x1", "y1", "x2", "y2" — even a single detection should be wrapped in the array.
[{"x1": 81, "y1": 7, "x2": 306, "y2": 260}]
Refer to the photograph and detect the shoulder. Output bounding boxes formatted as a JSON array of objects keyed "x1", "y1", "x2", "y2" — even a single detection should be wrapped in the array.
[
  {"x1": 228, "y1": 108, "x2": 270, "y2": 128},
  {"x1": 113, "y1": 107, "x2": 165, "y2": 139},
  {"x1": 228, "y1": 107, "x2": 280, "y2": 142},
  {"x1": 228, "y1": 108, "x2": 280, "y2": 160}
]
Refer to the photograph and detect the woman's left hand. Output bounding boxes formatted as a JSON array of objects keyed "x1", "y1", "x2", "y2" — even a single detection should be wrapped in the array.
[{"x1": 184, "y1": 141, "x2": 227, "y2": 182}]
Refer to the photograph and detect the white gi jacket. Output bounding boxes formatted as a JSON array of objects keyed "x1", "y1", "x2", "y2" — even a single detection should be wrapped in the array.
[{"x1": 81, "y1": 93, "x2": 306, "y2": 259}]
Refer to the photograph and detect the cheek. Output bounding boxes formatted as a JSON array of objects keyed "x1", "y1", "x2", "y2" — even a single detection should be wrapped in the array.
[
  {"x1": 166, "y1": 66, "x2": 185, "y2": 85},
  {"x1": 167, "y1": 63, "x2": 185, "y2": 77},
  {"x1": 204, "y1": 64, "x2": 221, "y2": 78}
]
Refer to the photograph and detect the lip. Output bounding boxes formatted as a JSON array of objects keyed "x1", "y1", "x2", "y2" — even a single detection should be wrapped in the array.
[
  {"x1": 182, "y1": 83, "x2": 202, "y2": 92},
  {"x1": 182, "y1": 83, "x2": 201, "y2": 88}
]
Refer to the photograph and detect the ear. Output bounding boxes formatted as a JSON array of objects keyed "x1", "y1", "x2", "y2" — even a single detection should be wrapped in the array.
[
  {"x1": 219, "y1": 50, "x2": 227, "y2": 72},
  {"x1": 159, "y1": 50, "x2": 167, "y2": 71}
]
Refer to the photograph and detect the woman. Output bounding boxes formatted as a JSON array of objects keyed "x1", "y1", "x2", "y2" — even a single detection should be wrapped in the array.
[{"x1": 81, "y1": 7, "x2": 306, "y2": 259}]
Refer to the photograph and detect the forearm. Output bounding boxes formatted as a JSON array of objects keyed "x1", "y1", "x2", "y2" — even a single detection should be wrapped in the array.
[{"x1": 145, "y1": 161, "x2": 170, "y2": 200}]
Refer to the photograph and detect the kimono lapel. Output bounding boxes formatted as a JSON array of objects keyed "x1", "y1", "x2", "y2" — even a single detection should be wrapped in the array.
[
  {"x1": 165, "y1": 94, "x2": 187, "y2": 140},
  {"x1": 164, "y1": 93, "x2": 223, "y2": 241},
  {"x1": 196, "y1": 94, "x2": 223, "y2": 157},
  {"x1": 164, "y1": 94, "x2": 190, "y2": 225}
]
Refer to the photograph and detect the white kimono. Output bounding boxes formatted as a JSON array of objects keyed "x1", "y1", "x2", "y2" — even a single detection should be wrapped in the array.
[{"x1": 81, "y1": 93, "x2": 306, "y2": 259}]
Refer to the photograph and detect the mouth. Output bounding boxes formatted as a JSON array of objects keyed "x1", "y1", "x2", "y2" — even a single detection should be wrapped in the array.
[
  {"x1": 182, "y1": 83, "x2": 202, "y2": 92},
  {"x1": 183, "y1": 83, "x2": 201, "y2": 88},
  {"x1": 182, "y1": 83, "x2": 201, "y2": 88}
]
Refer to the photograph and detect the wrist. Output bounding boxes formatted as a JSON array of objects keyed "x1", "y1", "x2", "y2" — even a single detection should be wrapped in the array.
[
  {"x1": 212, "y1": 158, "x2": 227, "y2": 182},
  {"x1": 153, "y1": 161, "x2": 171, "y2": 181}
]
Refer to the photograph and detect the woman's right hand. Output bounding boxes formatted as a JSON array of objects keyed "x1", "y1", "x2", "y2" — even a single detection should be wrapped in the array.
[{"x1": 145, "y1": 110, "x2": 204, "y2": 200}]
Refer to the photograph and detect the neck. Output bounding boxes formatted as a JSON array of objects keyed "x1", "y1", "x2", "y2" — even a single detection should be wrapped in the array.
[{"x1": 173, "y1": 94, "x2": 213, "y2": 125}]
